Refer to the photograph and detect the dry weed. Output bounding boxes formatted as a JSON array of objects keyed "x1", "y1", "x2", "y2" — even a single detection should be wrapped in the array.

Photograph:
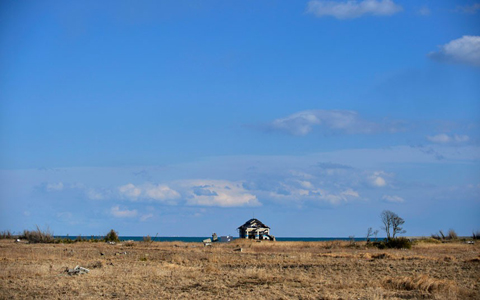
[{"x1": 384, "y1": 274, "x2": 458, "y2": 295}]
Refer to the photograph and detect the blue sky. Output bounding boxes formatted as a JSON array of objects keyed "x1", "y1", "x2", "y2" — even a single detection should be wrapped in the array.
[{"x1": 1, "y1": 0, "x2": 479, "y2": 237}]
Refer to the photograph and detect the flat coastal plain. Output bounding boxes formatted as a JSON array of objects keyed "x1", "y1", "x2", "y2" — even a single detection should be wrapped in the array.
[{"x1": 0, "y1": 239, "x2": 479, "y2": 299}]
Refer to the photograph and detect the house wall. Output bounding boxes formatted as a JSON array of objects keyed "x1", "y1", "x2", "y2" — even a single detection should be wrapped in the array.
[{"x1": 240, "y1": 227, "x2": 270, "y2": 240}]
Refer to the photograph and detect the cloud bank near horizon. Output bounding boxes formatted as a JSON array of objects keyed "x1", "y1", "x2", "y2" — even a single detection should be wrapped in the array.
[
  {"x1": 2, "y1": 142, "x2": 479, "y2": 235},
  {"x1": 263, "y1": 110, "x2": 404, "y2": 136}
]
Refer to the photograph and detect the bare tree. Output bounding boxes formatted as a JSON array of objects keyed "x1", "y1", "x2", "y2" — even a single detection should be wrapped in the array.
[
  {"x1": 366, "y1": 228, "x2": 380, "y2": 243},
  {"x1": 381, "y1": 210, "x2": 406, "y2": 240}
]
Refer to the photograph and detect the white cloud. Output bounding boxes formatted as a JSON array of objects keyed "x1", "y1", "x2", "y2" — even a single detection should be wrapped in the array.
[
  {"x1": 119, "y1": 183, "x2": 141, "y2": 199},
  {"x1": 267, "y1": 110, "x2": 381, "y2": 136},
  {"x1": 144, "y1": 184, "x2": 181, "y2": 201},
  {"x1": 342, "y1": 189, "x2": 359, "y2": 198},
  {"x1": 373, "y1": 176, "x2": 386, "y2": 187},
  {"x1": 382, "y1": 195, "x2": 404, "y2": 203},
  {"x1": 46, "y1": 182, "x2": 64, "y2": 191},
  {"x1": 268, "y1": 183, "x2": 360, "y2": 205},
  {"x1": 110, "y1": 206, "x2": 138, "y2": 218},
  {"x1": 257, "y1": 171, "x2": 361, "y2": 205},
  {"x1": 306, "y1": 0, "x2": 402, "y2": 19},
  {"x1": 182, "y1": 180, "x2": 260, "y2": 207},
  {"x1": 426, "y1": 133, "x2": 470, "y2": 144},
  {"x1": 369, "y1": 171, "x2": 388, "y2": 187},
  {"x1": 428, "y1": 36, "x2": 480, "y2": 67},
  {"x1": 118, "y1": 183, "x2": 180, "y2": 204}
]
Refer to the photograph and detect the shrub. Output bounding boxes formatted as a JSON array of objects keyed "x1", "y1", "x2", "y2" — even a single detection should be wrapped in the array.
[
  {"x1": 54, "y1": 237, "x2": 75, "y2": 244},
  {"x1": 0, "y1": 230, "x2": 13, "y2": 239},
  {"x1": 104, "y1": 229, "x2": 120, "y2": 243},
  {"x1": 432, "y1": 229, "x2": 459, "y2": 241},
  {"x1": 374, "y1": 237, "x2": 412, "y2": 249},
  {"x1": 21, "y1": 226, "x2": 54, "y2": 243},
  {"x1": 88, "y1": 235, "x2": 102, "y2": 242},
  {"x1": 143, "y1": 235, "x2": 152, "y2": 243},
  {"x1": 447, "y1": 229, "x2": 458, "y2": 240},
  {"x1": 472, "y1": 230, "x2": 480, "y2": 240},
  {"x1": 386, "y1": 237, "x2": 412, "y2": 249},
  {"x1": 75, "y1": 235, "x2": 87, "y2": 242}
]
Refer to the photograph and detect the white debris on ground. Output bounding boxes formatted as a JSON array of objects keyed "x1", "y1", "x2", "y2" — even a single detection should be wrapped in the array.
[{"x1": 65, "y1": 266, "x2": 90, "y2": 276}]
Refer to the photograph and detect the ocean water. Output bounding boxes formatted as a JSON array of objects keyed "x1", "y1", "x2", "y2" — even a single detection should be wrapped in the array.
[{"x1": 56, "y1": 236, "x2": 368, "y2": 242}]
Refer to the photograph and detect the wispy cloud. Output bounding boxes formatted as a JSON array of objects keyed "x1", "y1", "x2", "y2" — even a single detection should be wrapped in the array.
[
  {"x1": 118, "y1": 183, "x2": 181, "y2": 204},
  {"x1": 417, "y1": 6, "x2": 430, "y2": 16},
  {"x1": 45, "y1": 182, "x2": 64, "y2": 191},
  {"x1": 182, "y1": 180, "x2": 260, "y2": 207},
  {"x1": 86, "y1": 188, "x2": 108, "y2": 200},
  {"x1": 264, "y1": 110, "x2": 403, "y2": 136},
  {"x1": 454, "y1": 3, "x2": 480, "y2": 14},
  {"x1": 140, "y1": 213, "x2": 154, "y2": 221},
  {"x1": 242, "y1": 167, "x2": 389, "y2": 205},
  {"x1": 267, "y1": 181, "x2": 360, "y2": 205},
  {"x1": 317, "y1": 162, "x2": 353, "y2": 170},
  {"x1": 382, "y1": 195, "x2": 404, "y2": 203},
  {"x1": 39, "y1": 181, "x2": 111, "y2": 200},
  {"x1": 411, "y1": 145, "x2": 444, "y2": 161},
  {"x1": 426, "y1": 133, "x2": 470, "y2": 144},
  {"x1": 110, "y1": 206, "x2": 138, "y2": 218},
  {"x1": 428, "y1": 36, "x2": 480, "y2": 67},
  {"x1": 306, "y1": 0, "x2": 402, "y2": 19}
]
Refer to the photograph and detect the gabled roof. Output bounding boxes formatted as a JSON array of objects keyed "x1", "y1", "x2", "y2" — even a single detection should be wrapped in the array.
[{"x1": 237, "y1": 218, "x2": 270, "y2": 229}]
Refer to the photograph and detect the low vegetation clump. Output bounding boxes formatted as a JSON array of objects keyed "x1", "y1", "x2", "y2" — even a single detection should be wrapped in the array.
[
  {"x1": 20, "y1": 226, "x2": 54, "y2": 243},
  {"x1": 0, "y1": 230, "x2": 13, "y2": 239},
  {"x1": 374, "y1": 237, "x2": 412, "y2": 249},
  {"x1": 74, "y1": 235, "x2": 88, "y2": 242},
  {"x1": 472, "y1": 230, "x2": 480, "y2": 240},
  {"x1": 54, "y1": 237, "x2": 75, "y2": 244},
  {"x1": 104, "y1": 229, "x2": 120, "y2": 243},
  {"x1": 431, "y1": 229, "x2": 459, "y2": 241}
]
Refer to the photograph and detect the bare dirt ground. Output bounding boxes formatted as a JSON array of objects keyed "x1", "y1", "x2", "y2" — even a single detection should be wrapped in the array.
[{"x1": 0, "y1": 239, "x2": 479, "y2": 299}]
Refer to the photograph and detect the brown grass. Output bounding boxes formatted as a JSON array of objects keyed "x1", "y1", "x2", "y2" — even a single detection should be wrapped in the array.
[
  {"x1": 383, "y1": 274, "x2": 461, "y2": 299},
  {"x1": 0, "y1": 240, "x2": 479, "y2": 299}
]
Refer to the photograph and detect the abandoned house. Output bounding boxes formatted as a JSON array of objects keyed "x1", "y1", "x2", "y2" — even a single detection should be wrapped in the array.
[{"x1": 237, "y1": 218, "x2": 274, "y2": 240}]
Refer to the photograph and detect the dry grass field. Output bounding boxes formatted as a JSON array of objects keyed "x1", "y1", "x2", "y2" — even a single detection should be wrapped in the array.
[{"x1": 0, "y1": 239, "x2": 479, "y2": 299}]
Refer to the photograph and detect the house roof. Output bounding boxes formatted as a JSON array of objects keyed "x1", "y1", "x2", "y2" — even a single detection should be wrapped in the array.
[{"x1": 237, "y1": 218, "x2": 270, "y2": 229}]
